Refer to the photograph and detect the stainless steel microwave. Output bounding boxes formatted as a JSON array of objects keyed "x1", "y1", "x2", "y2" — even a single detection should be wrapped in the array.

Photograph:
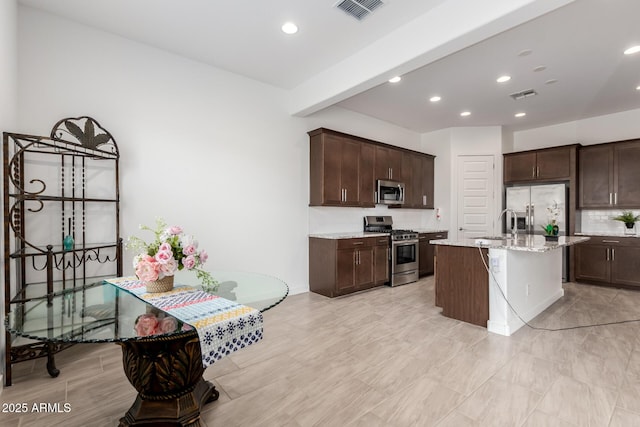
[{"x1": 376, "y1": 179, "x2": 405, "y2": 205}]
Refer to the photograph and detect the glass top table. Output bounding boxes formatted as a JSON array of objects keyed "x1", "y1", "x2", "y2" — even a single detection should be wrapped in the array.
[{"x1": 5, "y1": 270, "x2": 289, "y2": 343}]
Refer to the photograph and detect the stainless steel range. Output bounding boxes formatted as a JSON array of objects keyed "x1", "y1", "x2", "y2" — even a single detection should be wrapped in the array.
[{"x1": 364, "y1": 216, "x2": 419, "y2": 286}]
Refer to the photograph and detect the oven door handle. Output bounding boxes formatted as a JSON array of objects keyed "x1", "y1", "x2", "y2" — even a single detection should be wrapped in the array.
[{"x1": 393, "y1": 239, "x2": 419, "y2": 245}]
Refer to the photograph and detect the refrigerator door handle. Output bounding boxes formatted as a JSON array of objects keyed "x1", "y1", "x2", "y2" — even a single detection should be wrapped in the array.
[{"x1": 529, "y1": 204, "x2": 535, "y2": 234}]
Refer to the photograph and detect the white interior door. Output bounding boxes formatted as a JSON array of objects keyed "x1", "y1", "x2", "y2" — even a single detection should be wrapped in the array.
[{"x1": 457, "y1": 155, "x2": 495, "y2": 239}]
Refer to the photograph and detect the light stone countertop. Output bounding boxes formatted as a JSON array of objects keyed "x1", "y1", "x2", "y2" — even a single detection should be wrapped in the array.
[
  {"x1": 309, "y1": 229, "x2": 449, "y2": 239},
  {"x1": 430, "y1": 234, "x2": 590, "y2": 252},
  {"x1": 308, "y1": 231, "x2": 389, "y2": 239},
  {"x1": 576, "y1": 232, "x2": 640, "y2": 238}
]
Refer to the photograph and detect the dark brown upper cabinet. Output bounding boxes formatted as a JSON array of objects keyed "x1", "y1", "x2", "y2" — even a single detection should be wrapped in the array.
[
  {"x1": 309, "y1": 129, "x2": 375, "y2": 207},
  {"x1": 375, "y1": 145, "x2": 402, "y2": 181},
  {"x1": 309, "y1": 128, "x2": 435, "y2": 209},
  {"x1": 504, "y1": 145, "x2": 576, "y2": 183},
  {"x1": 400, "y1": 151, "x2": 434, "y2": 209},
  {"x1": 579, "y1": 139, "x2": 640, "y2": 208}
]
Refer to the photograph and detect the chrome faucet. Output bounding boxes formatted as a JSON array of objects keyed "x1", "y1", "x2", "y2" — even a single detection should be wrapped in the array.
[{"x1": 498, "y1": 208, "x2": 518, "y2": 238}]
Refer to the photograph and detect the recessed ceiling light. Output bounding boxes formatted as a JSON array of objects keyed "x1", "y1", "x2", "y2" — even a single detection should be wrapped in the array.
[
  {"x1": 460, "y1": 111, "x2": 471, "y2": 117},
  {"x1": 636, "y1": 85, "x2": 640, "y2": 91},
  {"x1": 429, "y1": 96, "x2": 441, "y2": 102},
  {"x1": 624, "y1": 45, "x2": 640, "y2": 55},
  {"x1": 515, "y1": 112, "x2": 526, "y2": 118},
  {"x1": 281, "y1": 22, "x2": 298, "y2": 34},
  {"x1": 388, "y1": 76, "x2": 401, "y2": 83},
  {"x1": 518, "y1": 49, "x2": 533, "y2": 57},
  {"x1": 496, "y1": 75, "x2": 511, "y2": 83},
  {"x1": 533, "y1": 65, "x2": 546, "y2": 72}
]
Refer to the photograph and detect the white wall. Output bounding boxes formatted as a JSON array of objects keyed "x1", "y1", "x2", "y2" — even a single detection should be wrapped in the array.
[
  {"x1": 422, "y1": 126, "x2": 503, "y2": 240},
  {"x1": 512, "y1": 107, "x2": 640, "y2": 151},
  {"x1": 16, "y1": 6, "x2": 428, "y2": 296},
  {"x1": 0, "y1": 0, "x2": 17, "y2": 390},
  {"x1": 0, "y1": 0, "x2": 17, "y2": 131}
]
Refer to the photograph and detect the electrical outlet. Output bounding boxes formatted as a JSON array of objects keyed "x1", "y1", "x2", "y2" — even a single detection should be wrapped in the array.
[{"x1": 491, "y1": 256, "x2": 499, "y2": 272}]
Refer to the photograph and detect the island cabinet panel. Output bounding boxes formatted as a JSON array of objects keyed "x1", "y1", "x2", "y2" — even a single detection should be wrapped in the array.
[
  {"x1": 504, "y1": 145, "x2": 575, "y2": 183},
  {"x1": 309, "y1": 237, "x2": 386, "y2": 298},
  {"x1": 419, "y1": 232, "x2": 448, "y2": 277},
  {"x1": 309, "y1": 129, "x2": 375, "y2": 207},
  {"x1": 434, "y1": 245, "x2": 489, "y2": 327},
  {"x1": 575, "y1": 236, "x2": 640, "y2": 288},
  {"x1": 579, "y1": 140, "x2": 640, "y2": 208}
]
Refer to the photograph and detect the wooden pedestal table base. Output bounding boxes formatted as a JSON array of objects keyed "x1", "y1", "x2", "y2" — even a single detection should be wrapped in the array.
[{"x1": 117, "y1": 330, "x2": 219, "y2": 427}]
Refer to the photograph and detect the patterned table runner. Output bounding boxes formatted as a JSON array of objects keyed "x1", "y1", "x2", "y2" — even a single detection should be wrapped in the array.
[{"x1": 105, "y1": 276, "x2": 263, "y2": 368}]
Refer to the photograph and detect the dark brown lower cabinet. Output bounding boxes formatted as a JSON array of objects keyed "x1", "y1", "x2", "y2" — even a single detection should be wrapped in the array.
[
  {"x1": 310, "y1": 236, "x2": 389, "y2": 297},
  {"x1": 434, "y1": 245, "x2": 489, "y2": 327},
  {"x1": 419, "y1": 232, "x2": 448, "y2": 277},
  {"x1": 575, "y1": 236, "x2": 640, "y2": 288}
]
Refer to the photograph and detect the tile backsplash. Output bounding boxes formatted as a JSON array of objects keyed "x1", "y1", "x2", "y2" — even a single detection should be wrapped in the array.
[{"x1": 580, "y1": 209, "x2": 639, "y2": 235}]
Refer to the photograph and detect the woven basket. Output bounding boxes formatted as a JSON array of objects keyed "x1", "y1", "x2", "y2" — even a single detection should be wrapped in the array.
[{"x1": 146, "y1": 275, "x2": 175, "y2": 293}]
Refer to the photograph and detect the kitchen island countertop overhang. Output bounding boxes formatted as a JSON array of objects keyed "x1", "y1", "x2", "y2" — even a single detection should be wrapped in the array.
[{"x1": 432, "y1": 234, "x2": 590, "y2": 336}]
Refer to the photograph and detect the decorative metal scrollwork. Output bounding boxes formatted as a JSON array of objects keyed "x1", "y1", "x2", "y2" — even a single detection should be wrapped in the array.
[{"x1": 50, "y1": 116, "x2": 119, "y2": 156}]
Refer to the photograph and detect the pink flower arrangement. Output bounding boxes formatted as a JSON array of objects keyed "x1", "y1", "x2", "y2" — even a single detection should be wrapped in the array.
[
  {"x1": 127, "y1": 218, "x2": 217, "y2": 289},
  {"x1": 134, "y1": 311, "x2": 193, "y2": 337}
]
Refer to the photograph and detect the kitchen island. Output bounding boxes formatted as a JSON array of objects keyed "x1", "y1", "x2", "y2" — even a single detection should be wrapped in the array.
[{"x1": 432, "y1": 234, "x2": 589, "y2": 336}]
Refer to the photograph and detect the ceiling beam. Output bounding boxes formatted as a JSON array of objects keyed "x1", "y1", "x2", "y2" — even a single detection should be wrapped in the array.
[{"x1": 287, "y1": 0, "x2": 575, "y2": 117}]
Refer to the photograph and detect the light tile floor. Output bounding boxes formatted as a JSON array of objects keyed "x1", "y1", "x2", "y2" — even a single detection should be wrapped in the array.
[{"x1": 3, "y1": 278, "x2": 640, "y2": 426}]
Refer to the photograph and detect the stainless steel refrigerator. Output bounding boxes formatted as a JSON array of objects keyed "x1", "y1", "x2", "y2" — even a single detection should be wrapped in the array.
[{"x1": 505, "y1": 183, "x2": 569, "y2": 280}]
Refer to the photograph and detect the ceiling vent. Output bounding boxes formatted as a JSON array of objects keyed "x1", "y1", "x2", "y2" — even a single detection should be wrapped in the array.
[
  {"x1": 335, "y1": 0, "x2": 385, "y2": 21},
  {"x1": 509, "y1": 89, "x2": 538, "y2": 100}
]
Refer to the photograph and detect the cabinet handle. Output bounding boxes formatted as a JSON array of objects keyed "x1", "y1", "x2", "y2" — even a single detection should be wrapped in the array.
[
  {"x1": 606, "y1": 248, "x2": 610, "y2": 261},
  {"x1": 614, "y1": 192, "x2": 617, "y2": 205},
  {"x1": 612, "y1": 248, "x2": 615, "y2": 261},
  {"x1": 536, "y1": 166, "x2": 539, "y2": 177},
  {"x1": 602, "y1": 240, "x2": 620, "y2": 243},
  {"x1": 378, "y1": 239, "x2": 387, "y2": 243},
  {"x1": 532, "y1": 166, "x2": 535, "y2": 178},
  {"x1": 352, "y1": 241, "x2": 364, "y2": 245},
  {"x1": 344, "y1": 189, "x2": 347, "y2": 201},
  {"x1": 423, "y1": 195, "x2": 426, "y2": 205},
  {"x1": 435, "y1": 235, "x2": 443, "y2": 238},
  {"x1": 609, "y1": 193, "x2": 613, "y2": 205}
]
